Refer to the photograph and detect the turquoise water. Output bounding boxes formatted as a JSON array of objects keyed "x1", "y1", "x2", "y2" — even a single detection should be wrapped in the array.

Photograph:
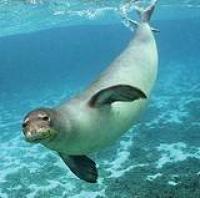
[{"x1": 0, "y1": 1, "x2": 200, "y2": 197}]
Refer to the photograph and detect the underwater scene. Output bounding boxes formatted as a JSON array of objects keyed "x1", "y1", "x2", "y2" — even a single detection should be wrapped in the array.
[{"x1": 0, "y1": 0, "x2": 200, "y2": 197}]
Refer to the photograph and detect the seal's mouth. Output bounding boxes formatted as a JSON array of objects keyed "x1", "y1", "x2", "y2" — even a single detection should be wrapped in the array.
[{"x1": 24, "y1": 128, "x2": 56, "y2": 143}]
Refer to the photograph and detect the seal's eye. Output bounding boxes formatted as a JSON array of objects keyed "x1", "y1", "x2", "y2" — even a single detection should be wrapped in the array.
[
  {"x1": 38, "y1": 114, "x2": 50, "y2": 122},
  {"x1": 41, "y1": 116, "x2": 50, "y2": 122},
  {"x1": 23, "y1": 118, "x2": 29, "y2": 128},
  {"x1": 22, "y1": 122, "x2": 27, "y2": 128}
]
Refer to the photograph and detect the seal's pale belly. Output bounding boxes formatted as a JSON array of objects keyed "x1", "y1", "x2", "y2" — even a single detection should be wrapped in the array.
[
  {"x1": 55, "y1": 99, "x2": 146, "y2": 155},
  {"x1": 82, "y1": 100, "x2": 147, "y2": 153}
]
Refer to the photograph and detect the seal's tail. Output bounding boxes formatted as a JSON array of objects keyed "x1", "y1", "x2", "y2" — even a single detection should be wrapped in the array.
[
  {"x1": 122, "y1": 0, "x2": 159, "y2": 32},
  {"x1": 135, "y1": 0, "x2": 158, "y2": 23}
]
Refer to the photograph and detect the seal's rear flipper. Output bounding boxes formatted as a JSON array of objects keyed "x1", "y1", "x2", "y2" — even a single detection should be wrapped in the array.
[
  {"x1": 123, "y1": 0, "x2": 159, "y2": 32},
  {"x1": 89, "y1": 84, "x2": 147, "y2": 108},
  {"x1": 59, "y1": 153, "x2": 98, "y2": 183},
  {"x1": 137, "y1": 0, "x2": 158, "y2": 23},
  {"x1": 124, "y1": 17, "x2": 159, "y2": 33}
]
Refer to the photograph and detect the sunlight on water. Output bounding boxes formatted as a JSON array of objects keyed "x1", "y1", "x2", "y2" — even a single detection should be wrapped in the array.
[{"x1": 0, "y1": 0, "x2": 200, "y2": 36}]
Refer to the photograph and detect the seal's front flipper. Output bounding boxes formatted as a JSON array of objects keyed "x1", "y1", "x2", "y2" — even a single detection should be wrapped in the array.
[
  {"x1": 59, "y1": 153, "x2": 98, "y2": 183},
  {"x1": 89, "y1": 84, "x2": 147, "y2": 108}
]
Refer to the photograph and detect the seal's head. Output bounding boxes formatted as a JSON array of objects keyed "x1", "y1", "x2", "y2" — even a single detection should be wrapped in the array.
[{"x1": 22, "y1": 108, "x2": 58, "y2": 143}]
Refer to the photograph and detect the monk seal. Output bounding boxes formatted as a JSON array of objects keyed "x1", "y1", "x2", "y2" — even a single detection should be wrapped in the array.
[{"x1": 22, "y1": 0, "x2": 158, "y2": 183}]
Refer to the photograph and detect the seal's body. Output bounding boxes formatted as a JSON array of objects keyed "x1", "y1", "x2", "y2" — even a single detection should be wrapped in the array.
[
  {"x1": 53, "y1": 22, "x2": 158, "y2": 155},
  {"x1": 22, "y1": 1, "x2": 159, "y2": 183}
]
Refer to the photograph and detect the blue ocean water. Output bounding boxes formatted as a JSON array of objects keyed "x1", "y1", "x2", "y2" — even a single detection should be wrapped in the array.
[{"x1": 0, "y1": 1, "x2": 200, "y2": 197}]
